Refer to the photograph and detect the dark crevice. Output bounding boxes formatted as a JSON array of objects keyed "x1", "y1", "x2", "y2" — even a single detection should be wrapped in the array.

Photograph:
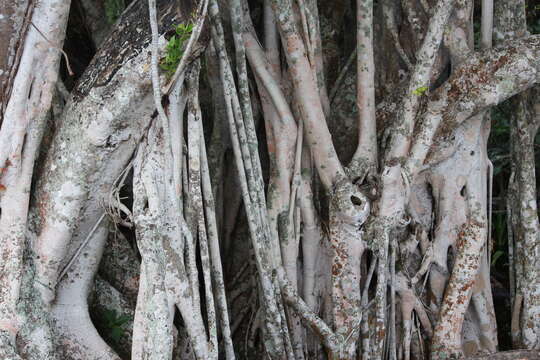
[
  {"x1": 351, "y1": 195, "x2": 363, "y2": 206},
  {"x1": 60, "y1": 0, "x2": 97, "y2": 91}
]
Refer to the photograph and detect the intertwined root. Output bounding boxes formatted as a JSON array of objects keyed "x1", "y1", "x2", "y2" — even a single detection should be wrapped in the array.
[{"x1": 2, "y1": 0, "x2": 540, "y2": 358}]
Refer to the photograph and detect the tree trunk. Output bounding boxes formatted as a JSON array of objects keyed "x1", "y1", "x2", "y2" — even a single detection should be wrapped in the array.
[{"x1": 1, "y1": 0, "x2": 540, "y2": 359}]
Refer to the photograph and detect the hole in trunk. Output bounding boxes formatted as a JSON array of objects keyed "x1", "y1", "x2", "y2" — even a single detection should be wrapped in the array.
[{"x1": 350, "y1": 195, "x2": 364, "y2": 206}]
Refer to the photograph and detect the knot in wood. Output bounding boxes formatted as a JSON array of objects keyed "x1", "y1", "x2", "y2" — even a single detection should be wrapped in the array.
[{"x1": 330, "y1": 177, "x2": 370, "y2": 227}]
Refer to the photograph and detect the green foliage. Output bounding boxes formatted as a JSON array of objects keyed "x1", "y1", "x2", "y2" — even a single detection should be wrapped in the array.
[
  {"x1": 491, "y1": 212, "x2": 508, "y2": 266},
  {"x1": 473, "y1": 21, "x2": 481, "y2": 50},
  {"x1": 491, "y1": 250, "x2": 505, "y2": 266},
  {"x1": 101, "y1": 309, "x2": 131, "y2": 343},
  {"x1": 528, "y1": 3, "x2": 540, "y2": 34},
  {"x1": 488, "y1": 106, "x2": 511, "y2": 176},
  {"x1": 488, "y1": 98, "x2": 540, "y2": 269},
  {"x1": 160, "y1": 23, "x2": 194, "y2": 78},
  {"x1": 104, "y1": 0, "x2": 125, "y2": 24},
  {"x1": 488, "y1": 105, "x2": 511, "y2": 269},
  {"x1": 412, "y1": 86, "x2": 428, "y2": 96},
  {"x1": 530, "y1": 19, "x2": 540, "y2": 34}
]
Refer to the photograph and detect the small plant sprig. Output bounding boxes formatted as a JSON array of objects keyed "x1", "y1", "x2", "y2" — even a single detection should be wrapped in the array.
[
  {"x1": 412, "y1": 85, "x2": 428, "y2": 96},
  {"x1": 104, "y1": 0, "x2": 125, "y2": 24},
  {"x1": 160, "y1": 23, "x2": 194, "y2": 78},
  {"x1": 101, "y1": 309, "x2": 131, "y2": 344}
]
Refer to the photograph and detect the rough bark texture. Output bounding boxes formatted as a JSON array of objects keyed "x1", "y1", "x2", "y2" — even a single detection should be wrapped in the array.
[{"x1": 2, "y1": 0, "x2": 540, "y2": 359}]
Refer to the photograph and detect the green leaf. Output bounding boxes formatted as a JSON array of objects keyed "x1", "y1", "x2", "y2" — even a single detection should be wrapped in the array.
[
  {"x1": 491, "y1": 250, "x2": 505, "y2": 266},
  {"x1": 104, "y1": 0, "x2": 125, "y2": 24},
  {"x1": 116, "y1": 314, "x2": 131, "y2": 325},
  {"x1": 159, "y1": 22, "x2": 194, "y2": 78},
  {"x1": 110, "y1": 327, "x2": 123, "y2": 342},
  {"x1": 412, "y1": 86, "x2": 428, "y2": 96},
  {"x1": 102, "y1": 309, "x2": 117, "y2": 322}
]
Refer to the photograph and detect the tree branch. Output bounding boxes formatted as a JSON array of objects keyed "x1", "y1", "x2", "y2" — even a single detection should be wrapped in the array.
[{"x1": 408, "y1": 35, "x2": 540, "y2": 175}]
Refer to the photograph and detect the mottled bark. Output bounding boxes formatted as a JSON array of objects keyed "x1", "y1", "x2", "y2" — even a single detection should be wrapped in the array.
[
  {"x1": 0, "y1": 0, "x2": 69, "y2": 356},
  {"x1": 507, "y1": 92, "x2": 540, "y2": 349},
  {"x1": 0, "y1": 0, "x2": 34, "y2": 122},
  {"x1": 3, "y1": 0, "x2": 540, "y2": 359},
  {"x1": 494, "y1": 0, "x2": 540, "y2": 350}
]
